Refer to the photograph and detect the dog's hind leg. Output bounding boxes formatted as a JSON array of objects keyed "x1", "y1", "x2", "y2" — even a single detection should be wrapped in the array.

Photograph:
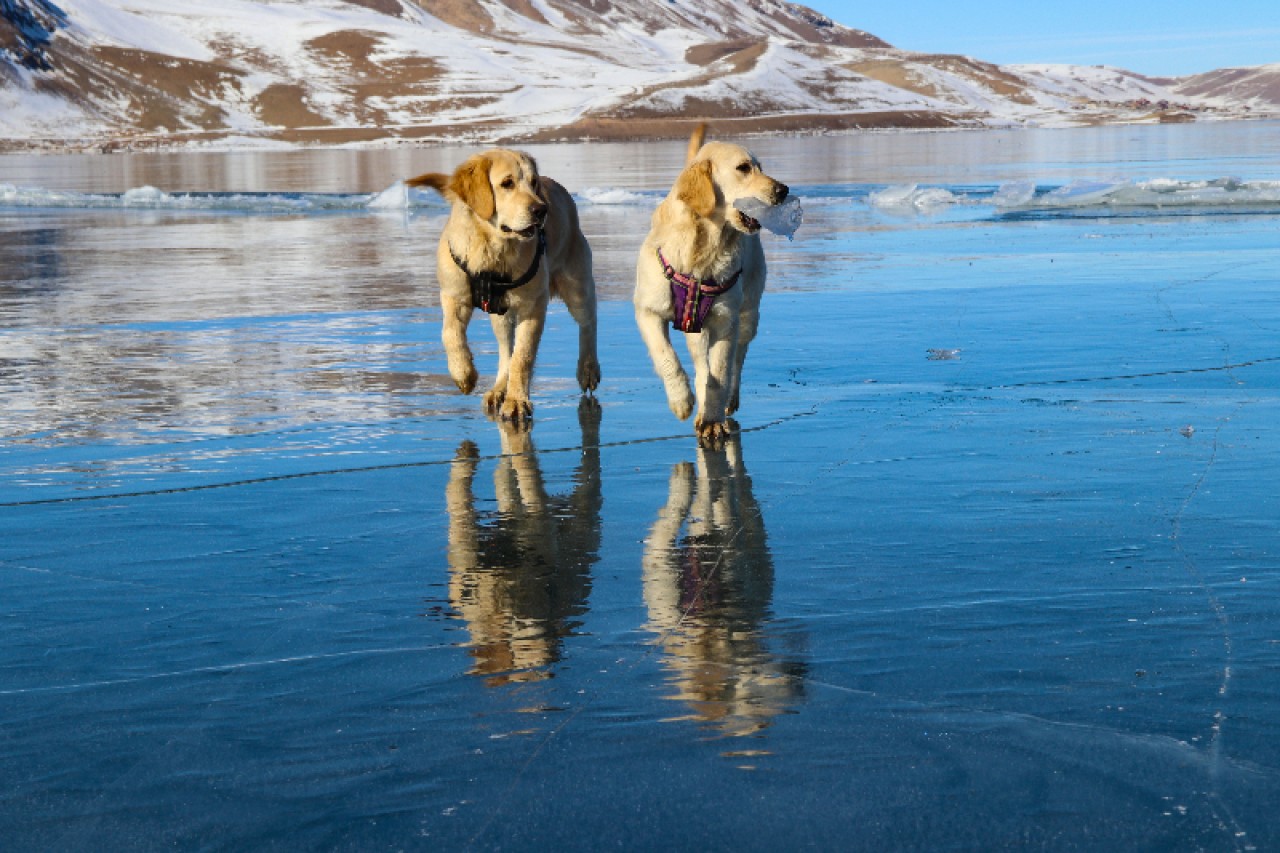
[
  {"x1": 728, "y1": 241, "x2": 766, "y2": 417},
  {"x1": 554, "y1": 272, "x2": 601, "y2": 394},
  {"x1": 725, "y1": 312, "x2": 758, "y2": 417},
  {"x1": 636, "y1": 306, "x2": 694, "y2": 420}
]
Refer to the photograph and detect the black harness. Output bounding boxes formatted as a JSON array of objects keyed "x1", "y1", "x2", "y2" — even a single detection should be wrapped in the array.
[{"x1": 449, "y1": 229, "x2": 546, "y2": 315}]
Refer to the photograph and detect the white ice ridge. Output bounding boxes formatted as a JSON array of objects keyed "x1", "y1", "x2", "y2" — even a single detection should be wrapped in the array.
[
  {"x1": 1013, "y1": 178, "x2": 1280, "y2": 209},
  {"x1": 366, "y1": 181, "x2": 409, "y2": 210},
  {"x1": 868, "y1": 184, "x2": 961, "y2": 212},
  {"x1": 868, "y1": 178, "x2": 1280, "y2": 213},
  {"x1": 577, "y1": 187, "x2": 660, "y2": 206},
  {"x1": 0, "y1": 182, "x2": 449, "y2": 212},
  {"x1": 5, "y1": 179, "x2": 1279, "y2": 216}
]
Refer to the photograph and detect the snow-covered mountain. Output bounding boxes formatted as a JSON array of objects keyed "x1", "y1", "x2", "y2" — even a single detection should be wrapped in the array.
[
  {"x1": 1174, "y1": 63, "x2": 1280, "y2": 109},
  {"x1": 1, "y1": 0, "x2": 1276, "y2": 150}
]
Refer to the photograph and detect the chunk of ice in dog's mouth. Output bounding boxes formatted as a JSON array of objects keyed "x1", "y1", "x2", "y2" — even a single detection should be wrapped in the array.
[{"x1": 733, "y1": 196, "x2": 803, "y2": 240}]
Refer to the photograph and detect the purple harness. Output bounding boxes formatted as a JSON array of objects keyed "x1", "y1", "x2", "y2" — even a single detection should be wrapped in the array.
[{"x1": 657, "y1": 248, "x2": 741, "y2": 334}]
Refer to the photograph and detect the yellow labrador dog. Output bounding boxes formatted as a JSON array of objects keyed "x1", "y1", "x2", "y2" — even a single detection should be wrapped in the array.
[
  {"x1": 633, "y1": 125, "x2": 788, "y2": 443},
  {"x1": 408, "y1": 150, "x2": 600, "y2": 421}
]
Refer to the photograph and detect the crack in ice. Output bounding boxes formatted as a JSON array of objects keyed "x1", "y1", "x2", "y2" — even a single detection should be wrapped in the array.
[
  {"x1": 1168, "y1": 406, "x2": 1254, "y2": 851},
  {"x1": 0, "y1": 644, "x2": 458, "y2": 697}
]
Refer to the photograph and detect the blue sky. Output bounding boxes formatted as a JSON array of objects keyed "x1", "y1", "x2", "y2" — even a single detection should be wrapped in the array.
[{"x1": 807, "y1": 0, "x2": 1280, "y2": 77}]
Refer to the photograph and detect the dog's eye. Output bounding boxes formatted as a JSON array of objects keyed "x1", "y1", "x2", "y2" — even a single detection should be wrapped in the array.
[
  {"x1": 499, "y1": 177, "x2": 515, "y2": 190},
  {"x1": 736, "y1": 162, "x2": 752, "y2": 174}
]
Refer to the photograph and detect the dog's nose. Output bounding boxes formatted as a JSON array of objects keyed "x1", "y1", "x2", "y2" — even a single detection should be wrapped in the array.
[
  {"x1": 530, "y1": 202, "x2": 548, "y2": 223},
  {"x1": 774, "y1": 182, "x2": 789, "y2": 203}
]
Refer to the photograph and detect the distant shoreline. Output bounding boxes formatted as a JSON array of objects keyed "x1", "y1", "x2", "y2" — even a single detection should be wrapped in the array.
[{"x1": 0, "y1": 109, "x2": 1265, "y2": 156}]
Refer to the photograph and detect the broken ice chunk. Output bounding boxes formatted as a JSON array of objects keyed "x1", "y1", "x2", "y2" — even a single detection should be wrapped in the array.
[
  {"x1": 868, "y1": 184, "x2": 918, "y2": 207},
  {"x1": 733, "y1": 195, "x2": 803, "y2": 240},
  {"x1": 992, "y1": 181, "x2": 1037, "y2": 208},
  {"x1": 868, "y1": 184, "x2": 959, "y2": 212},
  {"x1": 368, "y1": 181, "x2": 409, "y2": 210}
]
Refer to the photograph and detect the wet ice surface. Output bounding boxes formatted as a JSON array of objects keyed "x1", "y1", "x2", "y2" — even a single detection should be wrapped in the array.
[{"x1": 3, "y1": 123, "x2": 1280, "y2": 850}]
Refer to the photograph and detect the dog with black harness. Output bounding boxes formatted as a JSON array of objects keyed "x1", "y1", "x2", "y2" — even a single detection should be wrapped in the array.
[{"x1": 409, "y1": 149, "x2": 600, "y2": 422}]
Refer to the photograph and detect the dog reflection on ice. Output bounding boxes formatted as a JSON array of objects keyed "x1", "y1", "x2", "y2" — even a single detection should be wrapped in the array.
[
  {"x1": 445, "y1": 403, "x2": 602, "y2": 686},
  {"x1": 643, "y1": 433, "x2": 805, "y2": 737}
]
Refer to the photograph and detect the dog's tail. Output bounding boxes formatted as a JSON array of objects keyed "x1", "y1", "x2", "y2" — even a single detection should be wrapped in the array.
[
  {"x1": 405, "y1": 172, "x2": 448, "y2": 194},
  {"x1": 685, "y1": 122, "x2": 707, "y2": 165}
]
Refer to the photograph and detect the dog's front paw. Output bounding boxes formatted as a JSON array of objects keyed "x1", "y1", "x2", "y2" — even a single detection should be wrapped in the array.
[
  {"x1": 695, "y1": 416, "x2": 732, "y2": 447},
  {"x1": 450, "y1": 360, "x2": 479, "y2": 395},
  {"x1": 667, "y1": 385, "x2": 694, "y2": 421},
  {"x1": 578, "y1": 355, "x2": 601, "y2": 393},
  {"x1": 483, "y1": 387, "x2": 506, "y2": 414},
  {"x1": 499, "y1": 396, "x2": 533, "y2": 423}
]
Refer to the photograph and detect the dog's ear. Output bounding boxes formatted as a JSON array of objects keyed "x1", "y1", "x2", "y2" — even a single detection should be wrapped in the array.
[
  {"x1": 405, "y1": 172, "x2": 449, "y2": 194},
  {"x1": 675, "y1": 159, "x2": 716, "y2": 219},
  {"x1": 449, "y1": 155, "x2": 495, "y2": 221}
]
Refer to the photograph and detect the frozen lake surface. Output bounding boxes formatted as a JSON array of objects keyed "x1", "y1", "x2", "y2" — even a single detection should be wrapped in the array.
[{"x1": 3, "y1": 123, "x2": 1280, "y2": 850}]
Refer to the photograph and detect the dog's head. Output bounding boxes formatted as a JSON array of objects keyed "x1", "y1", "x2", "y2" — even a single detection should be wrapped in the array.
[
  {"x1": 409, "y1": 149, "x2": 548, "y2": 241},
  {"x1": 675, "y1": 141, "x2": 788, "y2": 235}
]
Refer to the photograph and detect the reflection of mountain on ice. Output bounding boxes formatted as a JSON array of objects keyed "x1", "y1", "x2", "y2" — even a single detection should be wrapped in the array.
[{"x1": 2, "y1": 0, "x2": 1277, "y2": 148}]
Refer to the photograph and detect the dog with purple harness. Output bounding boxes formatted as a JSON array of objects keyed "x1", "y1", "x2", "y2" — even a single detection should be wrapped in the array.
[{"x1": 633, "y1": 124, "x2": 790, "y2": 444}]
